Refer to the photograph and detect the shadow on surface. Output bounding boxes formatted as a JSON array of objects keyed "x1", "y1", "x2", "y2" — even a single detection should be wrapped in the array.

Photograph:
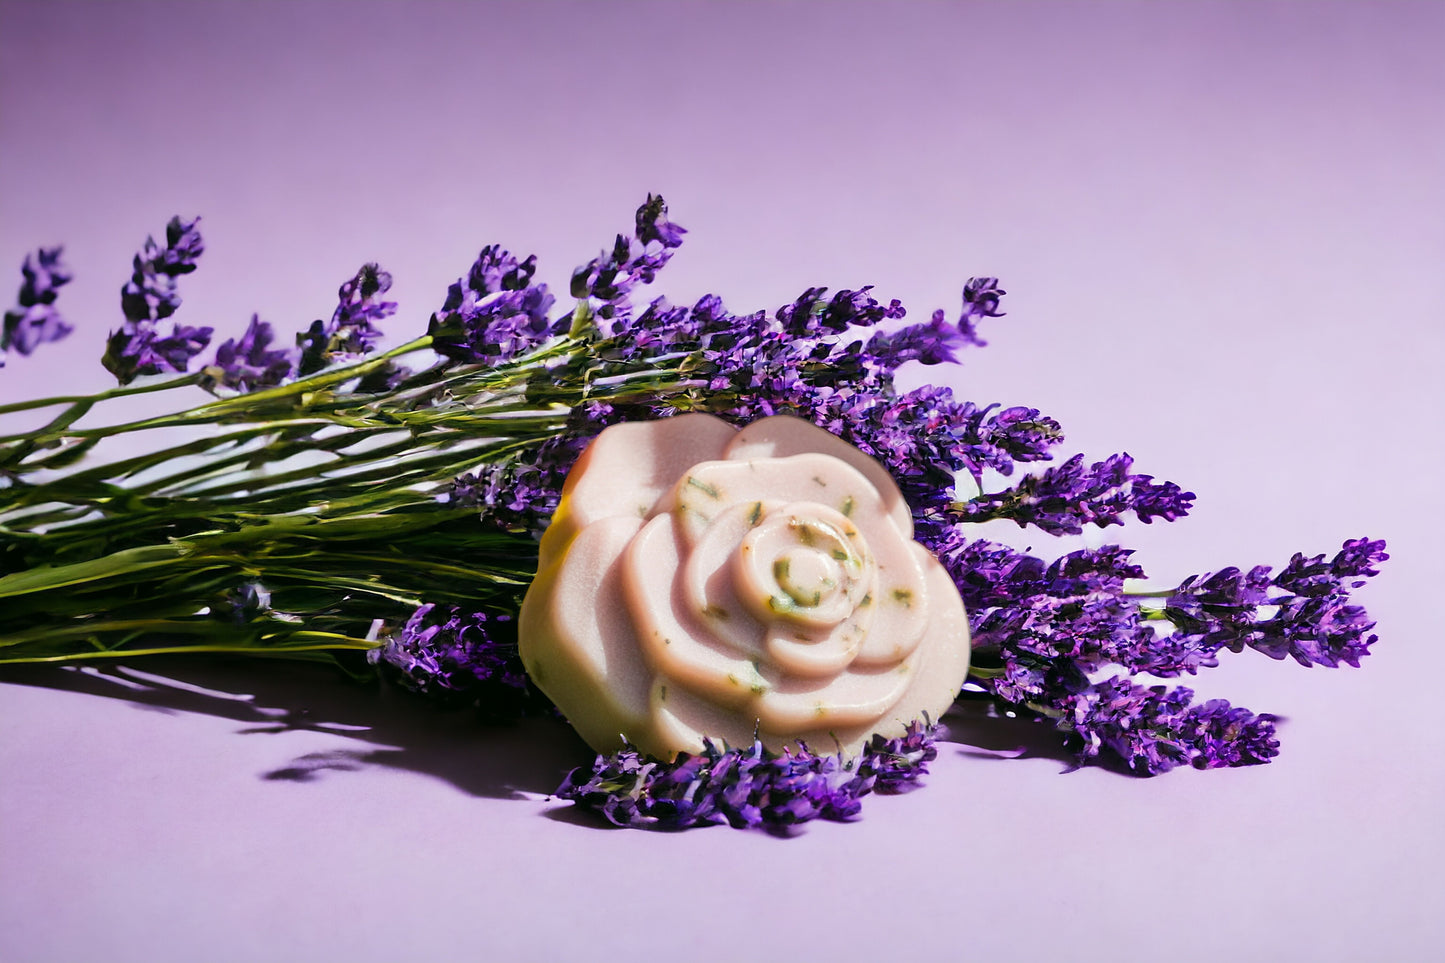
[
  {"x1": 0, "y1": 660, "x2": 1138, "y2": 825},
  {"x1": 0, "y1": 658, "x2": 595, "y2": 798},
  {"x1": 942, "y1": 698, "x2": 1091, "y2": 772}
]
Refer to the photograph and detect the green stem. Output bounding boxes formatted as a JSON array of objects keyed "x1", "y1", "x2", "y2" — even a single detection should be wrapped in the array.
[
  {"x1": 0, "y1": 373, "x2": 199, "y2": 416},
  {"x1": 1124, "y1": 588, "x2": 1175, "y2": 599},
  {"x1": 0, "y1": 638, "x2": 378, "y2": 665}
]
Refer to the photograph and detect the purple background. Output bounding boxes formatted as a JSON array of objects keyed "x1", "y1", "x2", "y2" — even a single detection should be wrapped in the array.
[{"x1": 2, "y1": 2, "x2": 1442, "y2": 960}]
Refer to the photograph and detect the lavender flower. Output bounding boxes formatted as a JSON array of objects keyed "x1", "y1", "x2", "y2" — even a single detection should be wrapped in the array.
[
  {"x1": 1179, "y1": 698, "x2": 1282, "y2": 769},
  {"x1": 368, "y1": 603, "x2": 534, "y2": 717},
  {"x1": 939, "y1": 529, "x2": 1383, "y2": 772},
  {"x1": 1065, "y1": 676, "x2": 1278, "y2": 774},
  {"x1": 556, "y1": 721, "x2": 940, "y2": 833},
  {"x1": 297, "y1": 263, "x2": 397, "y2": 375},
  {"x1": 858, "y1": 719, "x2": 941, "y2": 792},
  {"x1": 937, "y1": 537, "x2": 1163, "y2": 700},
  {"x1": 862, "y1": 276, "x2": 1003, "y2": 368},
  {"x1": 2, "y1": 247, "x2": 73, "y2": 363},
  {"x1": 955, "y1": 452, "x2": 1194, "y2": 535},
  {"x1": 102, "y1": 319, "x2": 214, "y2": 385},
  {"x1": 775, "y1": 285, "x2": 905, "y2": 338},
  {"x1": 958, "y1": 275, "x2": 1005, "y2": 346},
  {"x1": 104, "y1": 217, "x2": 212, "y2": 384},
  {"x1": 570, "y1": 194, "x2": 686, "y2": 324},
  {"x1": 204, "y1": 315, "x2": 294, "y2": 392},
  {"x1": 428, "y1": 244, "x2": 557, "y2": 365},
  {"x1": 1161, "y1": 538, "x2": 1388, "y2": 670},
  {"x1": 634, "y1": 193, "x2": 686, "y2": 249},
  {"x1": 455, "y1": 412, "x2": 610, "y2": 536},
  {"x1": 864, "y1": 309, "x2": 965, "y2": 367},
  {"x1": 119, "y1": 216, "x2": 204, "y2": 323},
  {"x1": 211, "y1": 582, "x2": 275, "y2": 624}
]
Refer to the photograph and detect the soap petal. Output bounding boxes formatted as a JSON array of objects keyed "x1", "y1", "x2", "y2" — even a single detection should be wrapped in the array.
[
  {"x1": 659, "y1": 452, "x2": 887, "y2": 548},
  {"x1": 723, "y1": 414, "x2": 913, "y2": 538},
  {"x1": 763, "y1": 620, "x2": 867, "y2": 678},
  {"x1": 868, "y1": 544, "x2": 972, "y2": 733},
  {"x1": 678, "y1": 500, "x2": 772, "y2": 659},
  {"x1": 847, "y1": 516, "x2": 931, "y2": 666},
  {"x1": 753, "y1": 661, "x2": 913, "y2": 732},
  {"x1": 623, "y1": 513, "x2": 770, "y2": 709},
  {"x1": 518, "y1": 514, "x2": 652, "y2": 754},
  {"x1": 538, "y1": 413, "x2": 737, "y2": 568},
  {"x1": 649, "y1": 681, "x2": 762, "y2": 758}
]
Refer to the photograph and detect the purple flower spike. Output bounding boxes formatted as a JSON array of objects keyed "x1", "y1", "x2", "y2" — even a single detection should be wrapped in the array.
[
  {"x1": 430, "y1": 278, "x2": 556, "y2": 366},
  {"x1": 120, "y1": 216, "x2": 204, "y2": 323},
  {"x1": 1066, "y1": 676, "x2": 1278, "y2": 775},
  {"x1": 368, "y1": 604, "x2": 534, "y2": 717},
  {"x1": 865, "y1": 309, "x2": 964, "y2": 367},
  {"x1": 1163, "y1": 538, "x2": 1388, "y2": 670},
  {"x1": 634, "y1": 193, "x2": 686, "y2": 249},
  {"x1": 556, "y1": 721, "x2": 940, "y2": 833},
  {"x1": 958, "y1": 276, "x2": 1005, "y2": 345},
  {"x1": 955, "y1": 452, "x2": 1195, "y2": 535},
  {"x1": 297, "y1": 263, "x2": 397, "y2": 375},
  {"x1": 103, "y1": 319, "x2": 214, "y2": 384},
  {"x1": 776, "y1": 285, "x2": 905, "y2": 338},
  {"x1": 570, "y1": 194, "x2": 687, "y2": 323},
  {"x1": 466, "y1": 245, "x2": 539, "y2": 296},
  {"x1": 1181, "y1": 699, "x2": 1281, "y2": 769},
  {"x1": 2, "y1": 247, "x2": 74, "y2": 363},
  {"x1": 104, "y1": 217, "x2": 211, "y2": 384},
  {"x1": 207, "y1": 315, "x2": 294, "y2": 392},
  {"x1": 17, "y1": 245, "x2": 73, "y2": 303}
]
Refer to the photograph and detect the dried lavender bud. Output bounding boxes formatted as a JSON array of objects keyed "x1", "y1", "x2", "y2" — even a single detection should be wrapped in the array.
[
  {"x1": 2, "y1": 247, "x2": 73, "y2": 362},
  {"x1": 369, "y1": 604, "x2": 533, "y2": 717},
  {"x1": 297, "y1": 263, "x2": 396, "y2": 375},
  {"x1": 556, "y1": 721, "x2": 940, "y2": 833},
  {"x1": 570, "y1": 193, "x2": 685, "y2": 322},
  {"x1": 104, "y1": 216, "x2": 212, "y2": 383},
  {"x1": 1065, "y1": 676, "x2": 1279, "y2": 774},
  {"x1": 119, "y1": 215, "x2": 204, "y2": 323},
  {"x1": 205, "y1": 315, "x2": 294, "y2": 392},
  {"x1": 955, "y1": 452, "x2": 1195, "y2": 534}
]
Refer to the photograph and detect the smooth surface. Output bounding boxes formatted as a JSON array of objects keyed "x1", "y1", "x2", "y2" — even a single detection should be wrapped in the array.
[{"x1": 2, "y1": 3, "x2": 1442, "y2": 961}]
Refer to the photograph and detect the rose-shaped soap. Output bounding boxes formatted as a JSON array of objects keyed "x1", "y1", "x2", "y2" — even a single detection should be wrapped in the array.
[{"x1": 519, "y1": 413, "x2": 971, "y2": 759}]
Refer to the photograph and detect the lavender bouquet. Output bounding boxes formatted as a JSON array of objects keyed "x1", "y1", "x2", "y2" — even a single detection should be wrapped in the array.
[{"x1": 0, "y1": 197, "x2": 1386, "y2": 832}]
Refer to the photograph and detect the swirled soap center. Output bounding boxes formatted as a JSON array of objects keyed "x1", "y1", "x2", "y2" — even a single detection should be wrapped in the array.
[
  {"x1": 775, "y1": 549, "x2": 842, "y2": 608},
  {"x1": 734, "y1": 508, "x2": 869, "y2": 630}
]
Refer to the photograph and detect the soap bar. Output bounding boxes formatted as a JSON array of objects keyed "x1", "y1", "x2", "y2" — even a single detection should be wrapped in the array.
[{"x1": 519, "y1": 412, "x2": 971, "y2": 760}]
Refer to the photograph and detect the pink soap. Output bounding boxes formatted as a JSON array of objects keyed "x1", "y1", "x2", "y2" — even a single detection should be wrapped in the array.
[{"x1": 519, "y1": 413, "x2": 971, "y2": 760}]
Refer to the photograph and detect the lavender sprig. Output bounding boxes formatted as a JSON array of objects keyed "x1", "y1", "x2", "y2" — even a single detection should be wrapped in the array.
[
  {"x1": 429, "y1": 245, "x2": 557, "y2": 365},
  {"x1": 940, "y1": 534, "x2": 1385, "y2": 772},
  {"x1": 369, "y1": 603, "x2": 540, "y2": 718},
  {"x1": 298, "y1": 262, "x2": 398, "y2": 375},
  {"x1": 1159, "y1": 537, "x2": 1387, "y2": 671},
  {"x1": 953, "y1": 452, "x2": 1195, "y2": 535},
  {"x1": 556, "y1": 721, "x2": 939, "y2": 833},
  {"x1": 2, "y1": 247, "x2": 74, "y2": 364},
  {"x1": 570, "y1": 193, "x2": 686, "y2": 324},
  {"x1": 104, "y1": 216, "x2": 212, "y2": 384},
  {"x1": 203, "y1": 315, "x2": 295, "y2": 393},
  {"x1": 1066, "y1": 677, "x2": 1280, "y2": 773}
]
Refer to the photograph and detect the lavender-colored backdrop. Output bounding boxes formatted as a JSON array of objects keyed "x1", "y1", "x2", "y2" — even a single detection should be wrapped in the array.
[{"x1": 2, "y1": 2, "x2": 1441, "y2": 961}]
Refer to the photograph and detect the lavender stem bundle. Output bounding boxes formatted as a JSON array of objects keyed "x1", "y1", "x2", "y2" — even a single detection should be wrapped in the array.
[{"x1": 0, "y1": 197, "x2": 1385, "y2": 831}]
